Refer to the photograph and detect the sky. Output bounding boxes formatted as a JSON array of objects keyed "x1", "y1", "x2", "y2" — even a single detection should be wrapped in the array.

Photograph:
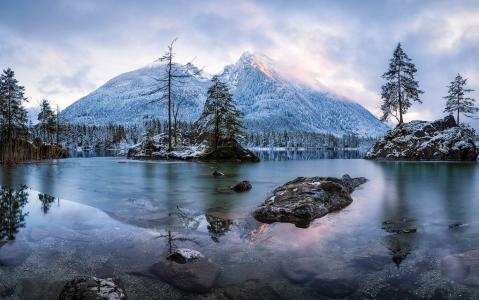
[{"x1": 1, "y1": 0, "x2": 479, "y2": 128}]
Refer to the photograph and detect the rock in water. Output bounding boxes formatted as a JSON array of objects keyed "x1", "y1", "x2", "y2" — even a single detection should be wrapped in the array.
[
  {"x1": 58, "y1": 277, "x2": 127, "y2": 300},
  {"x1": 253, "y1": 174, "x2": 367, "y2": 228},
  {"x1": 441, "y1": 250, "x2": 479, "y2": 286},
  {"x1": 231, "y1": 181, "x2": 252, "y2": 192},
  {"x1": 212, "y1": 170, "x2": 225, "y2": 177},
  {"x1": 167, "y1": 248, "x2": 204, "y2": 264},
  {"x1": 365, "y1": 115, "x2": 478, "y2": 161}
]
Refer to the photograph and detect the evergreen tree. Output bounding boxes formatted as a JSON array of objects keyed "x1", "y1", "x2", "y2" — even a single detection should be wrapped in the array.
[
  {"x1": 197, "y1": 76, "x2": 243, "y2": 149},
  {"x1": 380, "y1": 43, "x2": 423, "y2": 124},
  {"x1": 37, "y1": 99, "x2": 56, "y2": 143},
  {"x1": 443, "y1": 73, "x2": 478, "y2": 125},
  {"x1": 0, "y1": 68, "x2": 28, "y2": 142}
]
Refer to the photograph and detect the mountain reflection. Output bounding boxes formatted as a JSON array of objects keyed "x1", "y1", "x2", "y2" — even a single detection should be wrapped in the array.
[{"x1": 0, "y1": 185, "x2": 29, "y2": 241}]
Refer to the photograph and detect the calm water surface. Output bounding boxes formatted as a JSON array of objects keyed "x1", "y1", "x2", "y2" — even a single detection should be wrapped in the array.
[{"x1": 0, "y1": 156, "x2": 478, "y2": 299}]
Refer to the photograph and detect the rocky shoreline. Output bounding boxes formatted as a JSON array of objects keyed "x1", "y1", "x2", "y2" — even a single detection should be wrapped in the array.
[{"x1": 365, "y1": 115, "x2": 478, "y2": 161}]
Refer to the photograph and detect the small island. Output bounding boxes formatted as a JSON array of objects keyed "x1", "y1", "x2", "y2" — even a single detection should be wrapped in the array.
[
  {"x1": 127, "y1": 75, "x2": 260, "y2": 162},
  {"x1": 365, "y1": 115, "x2": 478, "y2": 161}
]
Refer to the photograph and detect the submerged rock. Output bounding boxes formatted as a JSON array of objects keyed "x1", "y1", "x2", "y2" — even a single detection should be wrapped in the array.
[
  {"x1": 58, "y1": 277, "x2": 127, "y2": 300},
  {"x1": 231, "y1": 181, "x2": 252, "y2": 192},
  {"x1": 441, "y1": 250, "x2": 479, "y2": 286},
  {"x1": 382, "y1": 218, "x2": 417, "y2": 234},
  {"x1": 212, "y1": 170, "x2": 225, "y2": 177},
  {"x1": 150, "y1": 257, "x2": 220, "y2": 293},
  {"x1": 280, "y1": 257, "x2": 318, "y2": 284},
  {"x1": 365, "y1": 115, "x2": 478, "y2": 161},
  {"x1": 253, "y1": 174, "x2": 367, "y2": 228},
  {"x1": 167, "y1": 248, "x2": 204, "y2": 264}
]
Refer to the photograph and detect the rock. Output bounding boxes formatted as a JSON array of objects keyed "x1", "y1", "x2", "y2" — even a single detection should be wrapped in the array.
[
  {"x1": 231, "y1": 181, "x2": 252, "y2": 192},
  {"x1": 365, "y1": 115, "x2": 478, "y2": 161},
  {"x1": 308, "y1": 276, "x2": 358, "y2": 299},
  {"x1": 212, "y1": 170, "x2": 225, "y2": 177},
  {"x1": 253, "y1": 174, "x2": 367, "y2": 228},
  {"x1": 167, "y1": 248, "x2": 204, "y2": 264},
  {"x1": 58, "y1": 277, "x2": 127, "y2": 300},
  {"x1": 150, "y1": 257, "x2": 220, "y2": 293},
  {"x1": 441, "y1": 250, "x2": 479, "y2": 286},
  {"x1": 382, "y1": 218, "x2": 417, "y2": 234}
]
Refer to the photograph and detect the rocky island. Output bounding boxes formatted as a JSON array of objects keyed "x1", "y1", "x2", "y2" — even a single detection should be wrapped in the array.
[
  {"x1": 127, "y1": 134, "x2": 259, "y2": 162},
  {"x1": 253, "y1": 174, "x2": 367, "y2": 228},
  {"x1": 365, "y1": 115, "x2": 478, "y2": 161}
]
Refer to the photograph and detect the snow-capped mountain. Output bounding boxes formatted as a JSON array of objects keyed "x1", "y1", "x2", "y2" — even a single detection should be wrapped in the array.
[
  {"x1": 62, "y1": 52, "x2": 389, "y2": 137},
  {"x1": 61, "y1": 62, "x2": 211, "y2": 125}
]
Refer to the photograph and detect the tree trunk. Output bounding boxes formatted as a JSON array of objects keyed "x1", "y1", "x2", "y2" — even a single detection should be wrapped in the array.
[
  {"x1": 397, "y1": 65, "x2": 403, "y2": 125},
  {"x1": 167, "y1": 56, "x2": 173, "y2": 152},
  {"x1": 457, "y1": 96, "x2": 460, "y2": 125}
]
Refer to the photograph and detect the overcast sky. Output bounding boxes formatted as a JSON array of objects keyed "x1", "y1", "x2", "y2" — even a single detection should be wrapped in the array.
[{"x1": 1, "y1": 0, "x2": 479, "y2": 128}]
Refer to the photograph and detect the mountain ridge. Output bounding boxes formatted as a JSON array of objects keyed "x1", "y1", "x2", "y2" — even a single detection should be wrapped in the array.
[{"x1": 61, "y1": 52, "x2": 389, "y2": 137}]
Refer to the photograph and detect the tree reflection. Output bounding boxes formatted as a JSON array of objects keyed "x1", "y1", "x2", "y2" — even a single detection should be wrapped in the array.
[
  {"x1": 0, "y1": 185, "x2": 29, "y2": 241},
  {"x1": 38, "y1": 193, "x2": 56, "y2": 214}
]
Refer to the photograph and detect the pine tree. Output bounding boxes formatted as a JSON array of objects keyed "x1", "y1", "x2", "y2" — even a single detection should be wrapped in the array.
[
  {"x1": 443, "y1": 73, "x2": 478, "y2": 125},
  {"x1": 197, "y1": 76, "x2": 243, "y2": 149},
  {"x1": 380, "y1": 43, "x2": 423, "y2": 124},
  {"x1": 0, "y1": 68, "x2": 28, "y2": 143},
  {"x1": 38, "y1": 99, "x2": 56, "y2": 143}
]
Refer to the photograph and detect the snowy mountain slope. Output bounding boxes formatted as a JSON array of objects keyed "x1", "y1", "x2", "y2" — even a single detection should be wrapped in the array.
[
  {"x1": 61, "y1": 62, "x2": 211, "y2": 125},
  {"x1": 62, "y1": 52, "x2": 389, "y2": 137},
  {"x1": 219, "y1": 52, "x2": 389, "y2": 136}
]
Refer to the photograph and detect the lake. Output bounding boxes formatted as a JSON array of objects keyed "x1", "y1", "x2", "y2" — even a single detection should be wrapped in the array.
[{"x1": 1, "y1": 156, "x2": 479, "y2": 299}]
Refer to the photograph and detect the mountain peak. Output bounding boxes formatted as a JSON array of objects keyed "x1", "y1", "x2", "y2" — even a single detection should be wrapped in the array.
[{"x1": 237, "y1": 51, "x2": 276, "y2": 79}]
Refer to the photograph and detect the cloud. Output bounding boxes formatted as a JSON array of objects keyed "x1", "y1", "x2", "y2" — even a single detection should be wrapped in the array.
[{"x1": 0, "y1": 0, "x2": 478, "y2": 128}]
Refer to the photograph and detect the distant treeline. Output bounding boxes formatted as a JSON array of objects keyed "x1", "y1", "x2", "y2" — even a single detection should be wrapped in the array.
[{"x1": 28, "y1": 117, "x2": 376, "y2": 150}]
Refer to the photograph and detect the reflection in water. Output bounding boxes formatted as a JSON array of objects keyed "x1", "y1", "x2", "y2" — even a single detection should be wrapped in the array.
[
  {"x1": 38, "y1": 193, "x2": 56, "y2": 214},
  {"x1": 206, "y1": 214, "x2": 232, "y2": 242},
  {"x1": 0, "y1": 185, "x2": 29, "y2": 240},
  {"x1": 252, "y1": 149, "x2": 364, "y2": 161}
]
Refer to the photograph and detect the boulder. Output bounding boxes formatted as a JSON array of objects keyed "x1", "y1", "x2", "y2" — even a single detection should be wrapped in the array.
[
  {"x1": 150, "y1": 257, "x2": 220, "y2": 293},
  {"x1": 231, "y1": 181, "x2": 252, "y2": 192},
  {"x1": 167, "y1": 248, "x2": 204, "y2": 264},
  {"x1": 441, "y1": 250, "x2": 479, "y2": 286},
  {"x1": 253, "y1": 174, "x2": 367, "y2": 228},
  {"x1": 58, "y1": 277, "x2": 127, "y2": 300},
  {"x1": 365, "y1": 115, "x2": 478, "y2": 161}
]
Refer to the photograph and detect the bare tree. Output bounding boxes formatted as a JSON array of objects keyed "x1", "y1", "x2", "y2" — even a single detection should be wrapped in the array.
[{"x1": 143, "y1": 39, "x2": 200, "y2": 151}]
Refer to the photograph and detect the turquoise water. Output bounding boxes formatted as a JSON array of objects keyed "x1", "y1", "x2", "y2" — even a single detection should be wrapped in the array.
[{"x1": 1, "y1": 157, "x2": 479, "y2": 299}]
